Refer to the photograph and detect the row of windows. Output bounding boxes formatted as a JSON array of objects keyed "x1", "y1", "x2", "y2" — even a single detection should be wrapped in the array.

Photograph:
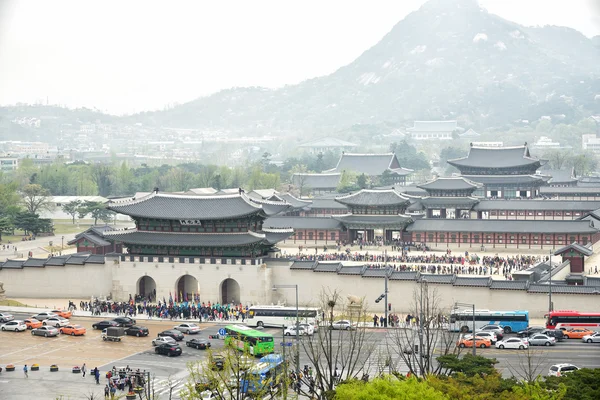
[
  {"x1": 489, "y1": 211, "x2": 581, "y2": 216},
  {"x1": 249, "y1": 310, "x2": 317, "y2": 318},
  {"x1": 550, "y1": 316, "x2": 600, "y2": 324},
  {"x1": 450, "y1": 314, "x2": 528, "y2": 322},
  {"x1": 415, "y1": 233, "x2": 585, "y2": 242},
  {"x1": 296, "y1": 231, "x2": 337, "y2": 240}
]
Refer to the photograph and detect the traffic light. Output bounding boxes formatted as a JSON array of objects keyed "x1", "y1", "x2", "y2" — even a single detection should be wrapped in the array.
[
  {"x1": 388, "y1": 303, "x2": 392, "y2": 311},
  {"x1": 375, "y1": 294, "x2": 385, "y2": 303}
]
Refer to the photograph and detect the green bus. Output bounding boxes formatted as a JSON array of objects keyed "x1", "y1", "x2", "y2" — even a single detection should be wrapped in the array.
[{"x1": 224, "y1": 325, "x2": 274, "y2": 356}]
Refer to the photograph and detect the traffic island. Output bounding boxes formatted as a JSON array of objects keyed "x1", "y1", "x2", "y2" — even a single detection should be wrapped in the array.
[
  {"x1": 50, "y1": 364, "x2": 59, "y2": 372},
  {"x1": 5, "y1": 364, "x2": 15, "y2": 372},
  {"x1": 31, "y1": 364, "x2": 39, "y2": 371}
]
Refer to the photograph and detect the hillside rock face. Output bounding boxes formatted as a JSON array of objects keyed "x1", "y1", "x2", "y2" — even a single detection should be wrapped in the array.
[{"x1": 139, "y1": 0, "x2": 599, "y2": 133}]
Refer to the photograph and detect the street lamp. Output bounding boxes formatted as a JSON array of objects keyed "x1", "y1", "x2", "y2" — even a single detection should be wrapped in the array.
[
  {"x1": 454, "y1": 301, "x2": 476, "y2": 356},
  {"x1": 548, "y1": 248, "x2": 553, "y2": 315},
  {"x1": 272, "y1": 284, "x2": 300, "y2": 384},
  {"x1": 418, "y1": 278, "x2": 428, "y2": 376},
  {"x1": 61, "y1": 236, "x2": 64, "y2": 250},
  {"x1": 374, "y1": 250, "x2": 390, "y2": 327}
]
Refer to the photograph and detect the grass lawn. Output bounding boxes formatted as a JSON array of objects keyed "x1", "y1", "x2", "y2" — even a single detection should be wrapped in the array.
[{"x1": 0, "y1": 299, "x2": 30, "y2": 307}]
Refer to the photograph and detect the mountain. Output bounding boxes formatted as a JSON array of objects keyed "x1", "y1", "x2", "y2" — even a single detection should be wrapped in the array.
[{"x1": 135, "y1": 0, "x2": 600, "y2": 133}]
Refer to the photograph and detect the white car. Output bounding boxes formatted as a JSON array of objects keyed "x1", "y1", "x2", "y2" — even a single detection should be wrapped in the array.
[
  {"x1": 330, "y1": 320, "x2": 357, "y2": 330},
  {"x1": 43, "y1": 316, "x2": 70, "y2": 328},
  {"x1": 0, "y1": 312, "x2": 14, "y2": 323},
  {"x1": 174, "y1": 323, "x2": 201, "y2": 334},
  {"x1": 152, "y1": 336, "x2": 177, "y2": 346},
  {"x1": 287, "y1": 323, "x2": 314, "y2": 335},
  {"x1": 32, "y1": 311, "x2": 57, "y2": 321},
  {"x1": 582, "y1": 332, "x2": 600, "y2": 343},
  {"x1": 1, "y1": 320, "x2": 27, "y2": 332},
  {"x1": 466, "y1": 331, "x2": 497, "y2": 344},
  {"x1": 495, "y1": 337, "x2": 529, "y2": 350},
  {"x1": 284, "y1": 326, "x2": 308, "y2": 336},
  {"x1": 548, "y1": 363, "x2": 579, "y2": 377}
]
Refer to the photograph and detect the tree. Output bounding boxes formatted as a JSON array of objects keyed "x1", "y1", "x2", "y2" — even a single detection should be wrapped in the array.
[
  {"x1": 543, "y1": 149, "x2": 572, "y2": 170},
  {"x1": 291, "y1": 289, "x2": 377, "y2": 399},
  {"x1": 334, "y1": 376, "x2": 448, "y2": 400},
  {"x1": 386, "y1": 281, "x2": 464, "y2": 377},
  {"x1": 542, "y1": 368, "x2": 600, "y2": 399},
  {"x1": 81, "y1": 201, "x2": 114, "y2": 225},
  {"x1": 62, "y1": 200, "x2": 82, "y2": 224},
  {"x1": 290, "y1": 164, "x2": 310, "y2": 196},
  {"x1": 336, "y1": 170, "x2": 358, "y2": 193},
  {"x1": 0, "y1": 182, "x2": 22, "y2": 219},
  {"x1": 436, "y1": 354, "x2": 498, "y2": 377},
  {"x1": 0, "y1": 217, "x2": 15, "y2": 241},
  {"x1": 20, "y1": 183, "x2": 52, "y2": 214},
  {"x1": 506, "y1": 346, "x2": 548, "y2": 384},
  {"x1": 90, "y1": 164, "x2": 113, "y2": 196},
  {"x1": 13, "y1": 212, "x2": 53, "y2": 235},
  {"x1": 357, "y1": 173, "x2": 369, "y2": 189}
]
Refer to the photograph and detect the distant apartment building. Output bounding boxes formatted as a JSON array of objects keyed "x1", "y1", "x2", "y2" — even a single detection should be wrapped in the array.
[
  {"x1": 407, "y1": 120, "x2": 457, "y2": 140},
  {"x1": 0, "y1": 141, "x2": 50, "y2": 155},
  {"x1": 582, "y1": 134, "x2": 600, "y2": 154},
  {"x1": 0, "y1": 156, "x2": 18, "y2": 171},
  {"x1": 531, "y1": 136, "x2": 562, "y2": 151}
]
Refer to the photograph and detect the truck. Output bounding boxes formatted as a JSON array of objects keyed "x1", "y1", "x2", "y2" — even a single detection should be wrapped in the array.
[{"x1": 101, "y1": 327, "x2": 125, "y2": 342}]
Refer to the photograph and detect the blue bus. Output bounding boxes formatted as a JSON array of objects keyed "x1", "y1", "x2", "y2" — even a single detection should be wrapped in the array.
[
  {"x1": 241, "y1": 354, "x2": 286, "y2": 395},
  {"x1": 449, "y1": 309, "x2": 529, "y2": 334}
]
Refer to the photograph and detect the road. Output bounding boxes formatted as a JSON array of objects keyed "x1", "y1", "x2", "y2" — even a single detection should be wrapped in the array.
[{"x1": 1, "y1": 313, "x2": 599, "y2": 399}]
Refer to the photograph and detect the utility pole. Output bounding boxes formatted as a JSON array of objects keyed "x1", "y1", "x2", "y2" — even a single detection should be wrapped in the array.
[
  {"x1": 549, "y1": 248, "x2": 553, "y2": 314},
  {"x1": 384, "y1": 249, "x2": 389, "y2": 328}
]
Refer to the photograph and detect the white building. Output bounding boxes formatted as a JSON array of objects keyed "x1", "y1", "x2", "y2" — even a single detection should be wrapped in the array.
[{"x1": 407, "y1": 120, "x2": 458, "y2": 140}]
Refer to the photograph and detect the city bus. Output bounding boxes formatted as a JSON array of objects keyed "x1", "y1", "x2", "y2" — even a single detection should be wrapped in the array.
[
  {"x1": 224, "y1": 325, "x2": 274, "y2": 356},
  {"x1": 449, "y1": 309, "x2": 529, "y2": 333},
  {"x1": 246, "y1": 305, "x2": 321, "y2": 328},
  {"x1": 241, "y1": 354, "x2": 287, "y2": 395},
  {"x1": 545, "y1": 310, "x2": 600, "y2": 331}
]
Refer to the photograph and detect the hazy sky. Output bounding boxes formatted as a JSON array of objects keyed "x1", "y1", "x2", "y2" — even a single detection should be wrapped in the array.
[{"x1": 0, "y1": 0, "x2": 598, "y2": 115}]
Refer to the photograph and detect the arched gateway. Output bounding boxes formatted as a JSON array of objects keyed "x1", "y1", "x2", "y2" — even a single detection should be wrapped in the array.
[
  {"x1": 176, "y1": 274, "x2": 199, "y2": 302},
  {"x1": 137, "y1": 276, "x2": 156, "y2": 299},
  {"x1": 221, "y1": 278, "x2": 240, "y2": 304}
]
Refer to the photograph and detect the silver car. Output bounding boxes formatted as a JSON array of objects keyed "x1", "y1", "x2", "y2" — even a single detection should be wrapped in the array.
[
  {"x1": 330, "y1": 320, "x2": 357, "y2": 330},
  {"x1": 0, "y1": 312, "x2": 14, "y2": 323},
  {"x1": 31, "y1": 326, "x2": 60, "y2": 337},
  {"x1": 582, "y1": 332, "x2": 600, "y2": 343},
  {"x1": 43, "y1": 316, "x2": 69, "y2": 328},
  {"x1": 528, "y1": 334, "x2": 556, "y2": 346}
]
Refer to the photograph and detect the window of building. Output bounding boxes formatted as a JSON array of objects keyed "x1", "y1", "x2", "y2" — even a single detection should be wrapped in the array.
[
  {"x1": 451, "y1": 234, "x2": 456, "y2": 243},
  {"x1": 569, "y1": 236, "x2": 576, "y2": 243},
  {"x1": 521, "y1": 236, "x2": 527, "y2": 244},
  {"x1": 297, "y1": 231, "x2": 303, "y2": 240},
  {"x1": 428, "y1": 234, "x2": 434, "y2": 242},
  {"x1": 318, "y1": 232, "x2": 324, "y2": 240},
  {"x1": 330, "y1": 232, "x2": 336, "y2": 241},
  {"x1": 308, "y1": 232, "x2": 314, "y2": 240},
  {"x1": 462, "y1": 235, "x2": 469, "y2": 242}
]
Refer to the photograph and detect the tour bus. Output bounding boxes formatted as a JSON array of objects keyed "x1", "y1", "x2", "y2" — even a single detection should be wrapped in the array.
[
  {"x1": 545, "y1": 310, "x2": 600, "y2": 331},
  {"x1": 449, "y1": 309, "x2": 529, "y2": 333},
  {"x1": 246, "y1": 305, "x2": 321, "y2": 328},
  {"x1": 241, "y1": 354, "x2": 286, "y2": 395},
  {"x1": 223, "y1": 325, "x2": 274, "y2": 356}
]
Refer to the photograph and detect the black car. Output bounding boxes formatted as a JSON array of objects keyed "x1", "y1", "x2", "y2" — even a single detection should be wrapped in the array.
[
  {"x1": 112, "y1": 317, "x2": 136, "y2": 327},
  {"x1": 541, "y1": 329, "x2": 565, "y2": 342},
  {"x1": 517, "y1": 326, "x2": 545, "y2": 338},
  {"x1": 209, "y1": 354, "x2": 225, "y2": 371},
  {"x1": 154, "y1": 343, "x2": 182, "y2": 357},
  {"x1": 125, "y1": 326, "x2": 149, "y2": 337},
  {"x1": 186, "y1": 338, "x2": 211, "y2": 350},
  {"x1": 92, "y1": 320, "x2": 119, "y2": 330},
  {"x1": 158, "y1": 329, "x2": 184, "y2": 341}
]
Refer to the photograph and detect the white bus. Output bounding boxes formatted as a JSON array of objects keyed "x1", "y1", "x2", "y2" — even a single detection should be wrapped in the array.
[{"x1": 247, "y1": 306, "x2": 321, "y2": 328}]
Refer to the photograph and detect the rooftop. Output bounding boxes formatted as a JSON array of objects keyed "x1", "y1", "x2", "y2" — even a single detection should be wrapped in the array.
[
  {"x1": 473, "y1": 200, "x2": 600, "y2": 211},
  {"x1": 325, "y1": 153, "x2": 409, "y2": 176},
  {"x1": 417, "y1": 177, "x2": 481, "y2": 191},
  {"x1": 335, "y1": 189, "x2": 410, "y2": 207},
  {"x1": 406, "y1": 219, "x2": 599, "y2": 234},
  {"x1": 291, "y1": 173, "x2": 341, "y2": 190},
  {"x1": 264, "y1": 216, "x2": 342, "y2": 230},
  {"x1": 298, "y1": 137, "x2": 357, "y2": 148},
  {"x1": 407, "y1": 121, "x2": 458, "y2": 132},
  {"x1": 448, "y1": 145, "x2": 541, "y2": 169},
  {"x1": 103, "y1": 229, "x2": 269, "y2": 247}
]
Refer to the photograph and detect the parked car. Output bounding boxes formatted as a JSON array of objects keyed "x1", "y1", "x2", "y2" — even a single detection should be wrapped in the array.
[
  {"x1": 468, "y1": 331, "x2": 497, "y2": 344},
  {"x1": 528, "y1": 334, "x2": 556, "y2": 346},
  {"x1": 43, "y1": 316, "x2": 69, "y2": 328},
  {"x1": 457, "y1": 337, "x2": 491, "y2": 348},
  {"x1": 92, "y1": 320, "x2": 119, "y2": 330},
  {"x1": 52, "y1": 310, "x2": 72, "y2": 319},
  {"x1": 495, "y1": 337, "x2": 529, "y2": 350},
  {"x1": 478, "y1": 324, "x2": 505, "y2": 338},
  {"x1": 112, "y1": 317, "x2": 136, "y2": 327},
  {"x1": 155, "y1": 343, "x2": 182, "y2": 357},
  {"x1": 158, "y1": 329, "x2": 184, "y2": 341},
  {"x1": 31, "y1": 326, "x2": 60, "y2": 337},
  {"x1": 174, "y1": 323, "x2": 201, "y2": 334},
  {"x1": 517, "y1": 326, "x2": 545, "y2": 338},
  {"x1": 582, "y1": 332, "x2": 600, "y2": 343},
  {"x1": 125, "y1": 326, "x2": 149, "y2": 337},
  {"x1": 31, "y1": 312, "x2": 56, "y2": 321},
  {"x1": 60, "y1": 324, "x2": 86, "y2": 336},
  {"x1": 284, "y1": 325, "x2": 308, "y2": 336},
  {"x1": 24, "y1": 318, "x2": 42, "y2": 329},
  {"x1": 0, "y1": 312, "x2": 15, "y2": 323},
  {"x1": 540, "y1": 329, "x2": 565, "y2": 342},
  {"x1": 330, "y1": 320, "x2": 357, "y2": 330},
  {"x1": 186, "y1": 338, "x2": 211, "y2": 350},
  {"x1": 296, "y1": 323, "x2": 315, "y2": 335},
  {"x1": 153, "y1": 336, "x2": 177, "y2": 346},
  {"x1": 1, "y1": 320, "x2": 27, "y2": 332},
  {"x1": 563, "y1": 328, "x2": 594, "y2": 339},
  {"x1": 548, "y1": 363, "x2": 579, "y2": 377},
  {"x1": 209, "y1": 354, "x2": 225, "y2": 371}
]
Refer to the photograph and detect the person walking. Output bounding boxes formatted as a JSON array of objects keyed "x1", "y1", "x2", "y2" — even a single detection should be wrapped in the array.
[
  {"x1": 82, "y1": 363, "x2": 86, "y2": 378},
  {"x1": 95, "y1": 367, "x2": 100, "y2": 384},
  {"x1": 104, "y1": 384, "x2": 110, "y2": 399},
  {"x1": 23, "y1": 364, "x2": 28, "y2": 378}
]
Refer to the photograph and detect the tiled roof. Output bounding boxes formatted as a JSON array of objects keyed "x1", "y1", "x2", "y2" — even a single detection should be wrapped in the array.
[
  {"x1": 289, "y1": 261, "x2": 316, "y2": 270},
  {"x1": 528, "y1": 284, "x2": 600, "y2": 294},
  {"x1": 540, "y1": 187, "x2": 600, "y2": 194},
  {"x1": 489, "y1": 280, "x2": 529, "y2": 290},
  {"x1": 407, "y1": 121, "x2": 458, "y2": 132},
  {"x1": 264, "y1": 216, "x2": 342, "y2": 230},
  {"x1": 406, "y1": 219, "x2": 598, "y2": 234},
  {"x1": 459, "y1": 128, "x2": 480, "y2": 137},
  {"x1": 298, "y1": 137, "x2": 357, "y2": 148},
  {"x1": 22, "y1": 258, "x2": 47, "y2": 267},
  {"x1": 0, "y1": 259, "x2": 24, "y2": 269},
  {"x1": 406, "y1": 201, "x2": 423, "y2": 212},
  {"x1": 585, "y1": 277, "x2": 600, "y2": 286},
  {"x1": 86, "y1": 254, "x2": 106, "y2": 264},
  {"x1": 68, "y1": 232, "x2": 111, "y2": 247},
  {"x1": 248, "y1": 197, "x2": 290, "y2": 216},
  {"x1": 474, "y1": 200, "x2": 600, "y2": 211},
  {"x1": 333, "y1": 214, "x2": 412, "y2": 228},
  {"x1": 263, "y1": 229, "x2": 295, "y2": 244},
  {"x1": 291, "y1": 173, "x2": 340, "y2": 190},
  {"x1": 335, "y1": 189, "x2": 410, "y2": 207},
  {"x1": 45, "y1": 256, "x2": 69, "y2": 266},
  {"x1": 453, "y1": 277, "x2": 491, "y2": 287},
  {"x1": 326, "y1": 153, "x2": 401, "y2": 176},
  {"x1": 103, "y1": 230, "x2": 268, "y2": 247},
  {"x1": 65, "y1": 255, "x2": 90, "y2": 265},
  {"x1": 419, "y1": 197, "x2": 479, "y2": 208},
  {"x1": 389, "y1": 271, "x2": 419, "y2": 281},
  {"x1": 419, "y1": 274, "x2": 455, "y2": 284},
  {"x1": 314, "y1": 262, "x2": 341, "y2": 273},
  {"x1": 308, "y1": 197, "x2": 348, "y2": 210},
  {"x1": 448, "y1": 145, "x2": 540, "y2": 169},
  {"x1": 545, "y1": 168, "x2": 576, "y2": 184},
  {"x1": 108, "y1": 192, "x2": 264, "y2": 220},
  {"x1": 393, "y1": 186, "x2": 428, "y2": 196},
  {"x1": 362, "y1": 268, "x2": 388, "y2": 278},
  {"x1": 554, "y1": 242, "x2": 593, "y2": 257},
  {"x1": 464, "y1": 175, "x2": 547, "y2": 184},
  {"x1": 417, "y1": 177, "x2": 481, "y2": 191},
  {"x1": 337, "y1": 265, "x2": 365, "y2": 275},
  {"x1": 278, "y1": 193, "x2": 312, "y2": 209}
]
